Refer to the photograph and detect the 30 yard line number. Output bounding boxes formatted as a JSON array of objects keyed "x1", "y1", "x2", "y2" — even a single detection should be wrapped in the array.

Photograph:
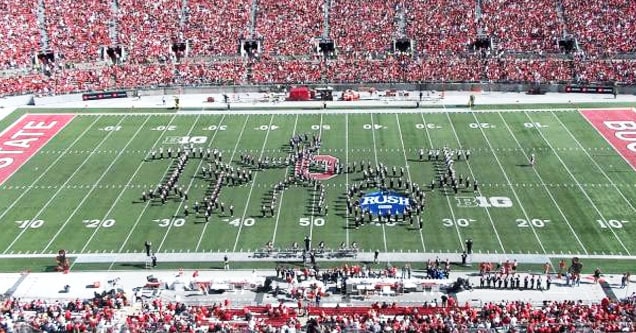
[{"x1": 153, "y1": 218, "x2": 185, "y2": 227}]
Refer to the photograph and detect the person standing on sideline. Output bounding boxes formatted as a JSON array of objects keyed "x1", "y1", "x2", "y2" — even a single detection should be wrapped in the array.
[
  {"x1": 461, "y1": 251, "x2": 468, "y2": 265},
  {"x1": 465, "y1": 239, "x2": 473, "y2": 254},
  {"x1": 224, "y1": 255, "x2": 229, "y2": 270},
  {"x1": 374, "y1": 249, "x2": 380, "y2": 264},
  {"x1": 145, "y1": 240, "x2": 152, "y2": 256},
  {"x1": 151, "y1": 253, "x2": 157, "y2": 268}
]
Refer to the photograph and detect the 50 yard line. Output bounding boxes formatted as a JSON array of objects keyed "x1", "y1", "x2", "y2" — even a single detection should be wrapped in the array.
[{"x1": 369, "y1": 113, "x2": 388, "y2": 253}]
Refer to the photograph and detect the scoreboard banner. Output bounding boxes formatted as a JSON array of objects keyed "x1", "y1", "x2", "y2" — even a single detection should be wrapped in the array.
[{"x1": 82, "y1": 91, "x2": 128, "y2": 101}]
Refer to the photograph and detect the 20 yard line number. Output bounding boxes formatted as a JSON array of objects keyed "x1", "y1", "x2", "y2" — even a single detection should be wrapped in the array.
[
  {"x1": 83, "y1": 219, "x2": 116, "y2": 228},
  {"x1": 516, "y1": 218, "x2": 550, "y2": 228}
]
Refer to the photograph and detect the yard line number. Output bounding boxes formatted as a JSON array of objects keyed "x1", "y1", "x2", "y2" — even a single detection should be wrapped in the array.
[
  {"x1": 597, "y1": 219, "x2": 630, "y2": 229},
  {"x1": 516, "y1": 218, "x2": 550, "y2": 228},
  {"x1": 83, "y1": 218, "x2": 116, "y2": 228},
  {"x1": 299, "y1": 217, "x2": 325, "y2": 226},
  {"x1": 153, "y1": 218, "x2": 185, "y2": 227},
  {"x1": 16, "y1": 219, "x2": 45, "y2": 229},
  {"x1": 442, "y1": 218, "x2": 476, "y2": 227}
]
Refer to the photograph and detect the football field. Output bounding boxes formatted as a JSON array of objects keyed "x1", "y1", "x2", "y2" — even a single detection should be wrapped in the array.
[{"x1": 0, "y1": 108, "x2": 635, "y2": 269}]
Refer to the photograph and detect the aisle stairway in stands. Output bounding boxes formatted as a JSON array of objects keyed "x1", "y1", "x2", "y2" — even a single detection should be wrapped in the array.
[
  {"x1": 36, "y1": 0, "x2": 49, "y2": 54},
  {"x1": 109, "y1": 0, "x2": 119, "y2": 45}
]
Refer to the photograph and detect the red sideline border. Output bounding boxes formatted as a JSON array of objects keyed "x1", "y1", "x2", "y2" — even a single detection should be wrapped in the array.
[
  {"x1": 0, "y1": 113, "x2": 76, "y2": 185},
  {"x1": 579, "y1": 108, "x2": 636, "y2": 171}
]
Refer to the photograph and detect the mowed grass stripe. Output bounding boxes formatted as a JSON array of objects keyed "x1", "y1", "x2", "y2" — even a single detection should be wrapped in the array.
[
  {"x1": 523, "y1": 111, "x2": 631, "y2": 254},
  {"x1": 84, "y1": 115, "x2": 205, "y2": 255},
  {"x1": 470, "y1": 112, "x2": 585, "y2": 254},
  {"x1": 1, "y1": 115, "x2": 131, "y2": 254},
  {"x1": 233, "y1": 114, "x2": 297, "y2": 252},
  {"x1": 40, "y1": 115, "x2": 152, "y2": 253},
  {"x1": 424, "y1": 113, "x2": 513, "y2": 253},
  {"x1": 501, "y1": 112, "x2": 629, "y2": 255},
  {"x1": 496, "y1": 111, "x2": 588, "y2": 254},
  {"x1": 373, "y1": 113, "x2": 425, "y2": 253},
  {"x1": 0, "y1": 116, "x2": 102, "y2": 224}
]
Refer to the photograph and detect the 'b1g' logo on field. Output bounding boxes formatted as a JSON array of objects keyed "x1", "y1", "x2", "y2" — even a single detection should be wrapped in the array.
[
  {"x1": 456, "y1": 196, "x2": 512, "y2": 208},
  {"x1": 163, "y1": 136, "x2": 207, "y2": 145}
]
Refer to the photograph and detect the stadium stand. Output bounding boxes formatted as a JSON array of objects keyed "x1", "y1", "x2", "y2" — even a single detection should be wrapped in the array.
[{"x1": 0, "y1": 1, "x2": 634, "y2": 93}]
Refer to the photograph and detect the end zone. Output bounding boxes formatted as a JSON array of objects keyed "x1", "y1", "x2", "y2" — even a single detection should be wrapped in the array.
[
  {"x1": 579, "y1": 108, "x2": 636, "y2": 171},
  {"x1": 0, "y1": 114, "x2": 75, "y2": 185}
]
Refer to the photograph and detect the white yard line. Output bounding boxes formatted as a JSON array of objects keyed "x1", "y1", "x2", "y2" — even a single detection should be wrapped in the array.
[
  {"x1": 418, "y1": 113, "x2": 464, "y2": 250},
  {"x1": 0, "y1": 116, "x2": 102, "y2": 223},
  {"x1": 195, "y1": 115, "x2": 250, "y2": 252},
  {"x1": 74, "y1": 115, "x2": 155, "y2": 255},
  {"x1": 497, "y1": 112, "x2": 588, "y2": 254},
  {"x1": 444, "y1": 113, "x2": 506, "y2": 253},
  {"x1": 308, "y1": 114, "x2": 324, "y2": 241},
  {"x1": 41, "y1": 116, "x2": 149, "y2": 253},
  {"x1": 523, "y1": 111, "x2": 630, "y2": 255},
  {"x1": 369, "y1": 114, "x2": 388, "y2": 252},
  {"x1": 467, "y1": 111, "x2": 547, "y2": 254},
  {"x1": 104, "y1": 114, "x2": 192, "y2": 268},
  {"x1": 2, "y1": 116, "x2": 125, "y2": 254},
  {"x1": 231, "y1": 114, "x2": 275, "y2": 252},
  {"x1": 394, "y1": 114, "x2": 427, "y2": 252},
  {"x1": 553, "y1": 111, "x2": 636, "y2": 214},
  {"x1": 271, "y1": 114, "x2": 298, "y2": 246},
  {"x1": 345, "y1": 114, "x2": 350, "y2": 247},
  {"x1": 154, "y1": 114, "x2": 209, "y2": 253}
]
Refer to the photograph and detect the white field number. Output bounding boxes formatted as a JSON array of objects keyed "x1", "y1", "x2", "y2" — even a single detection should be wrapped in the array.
[
  {"x1": 524, "y1": 122, "x2": 547, "y2": 128},
  {"x1": 597, "y1": 219, "x2": 629, "y2": 229},
  {"x1": 443, "y1": 218, "x2": 475, "y2": 227},
  {"x1": 299, "y1": 217, "x2": 325, "y2": 226},
  {"x1": 229, "y1": 218, "x2": 255, "y2": 227},
  {"x1": 256, "y1": 125, "x2": 279, "y2": 130},
  {"x1": 153, "y1": 218, "x2": 185, "y2": 227},
  {"x1": 311, "y1": 125, "x2": 330, "y2": 130},
  {"x1": 469, "y1": 122, "x2": 494, "y2": 129},
  {"x1": 476, "y1": 196, "x2": 513, "y2": 208},
  {"x1": 83, "y1": 219, "x2": 116, "y2": 228},
  {"x1": 415, "y1": 123, "x2": 441, "y2": 129},
  {"x1": 16, "y1": 219, "x2": 44, "y2": 229},
  {"x1": 153, "y1": 125, "x2": 176, "y2": 131},
  {"x1": 101, "y1": 126, "x2": 121, "y2": 131},
  {"x1": 516, "y1": 218, "x2": 550, "y2": 228},
  {"x1": 363, "y1": 124, "x2": 384, "y2": 130},
  {"x1": 205, "y1": 125, "x2": 227, "y2": 131}
]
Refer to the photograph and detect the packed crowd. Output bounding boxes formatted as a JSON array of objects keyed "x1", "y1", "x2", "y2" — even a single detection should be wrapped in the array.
[
  {"x1": 0, "y1": 0, "x2": 635, "y2": 95},
  {"x1": 2, "y1": 292, "x2": 635, "y2": 332},
  {"x1": 481, "y1": 0, "x2": 563, "y2": 53},
  {"x1": 405, "y1": 0, "x2": 476, "y2": 55},
  {"x1": 255, "y1": 0, "x2": 323, "y2": 56}
]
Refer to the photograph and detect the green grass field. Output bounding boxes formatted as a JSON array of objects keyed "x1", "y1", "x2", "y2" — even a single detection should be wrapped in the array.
[{"x1": 1, "y1": 108, "x2": 636, "y2": 271}]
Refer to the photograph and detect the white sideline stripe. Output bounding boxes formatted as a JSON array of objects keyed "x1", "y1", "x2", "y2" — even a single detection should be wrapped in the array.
[
  {"x1": 232, "y1": 114, "x2": 275, "y2": 252},
  {"x1": 444, "y1": 111, "x2": 506, "y2": 253},
  {"x1": 156, "y1": 114, "x2": 208, "y2": 252},
  {"x1": 497, "y1": 111, "x2": 588, "y2": 255},
  {"x1": 106, "y1": 114, "x2": 181, "y2": 270},
  {"x1": 195, "y1": 115, "x2": 249, "y2": 252},
  {"x1": 271, "y1": 114, "x2": 298, "y2": 246},
  {"x1": 74, "y1": 116, "x2": 153, "y2": 256},
  {"x1": 557, "y1": 112, "x2": 636, "y2": 214},
  {"x1": 0, "y1": 116, "x2": 102, "y2": 224},
  {"x1": 468, "y1": 111, "x2": 547, "y2": 254},
  {"x1": 524, "y1": 111, "x2": 630, "y2": 255},
  {"x1": 2, "y1": 115, "x2": 124, "y2": 254},
  {"x1": 42, "y1": 115, "x2": 147, "y2": 253},
  {"x1": 394, "y1": 114, "x2": 426, "y2": 252},
  {"x1": 369, "y1": 114, "x2": 388, "y2": 253}
]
